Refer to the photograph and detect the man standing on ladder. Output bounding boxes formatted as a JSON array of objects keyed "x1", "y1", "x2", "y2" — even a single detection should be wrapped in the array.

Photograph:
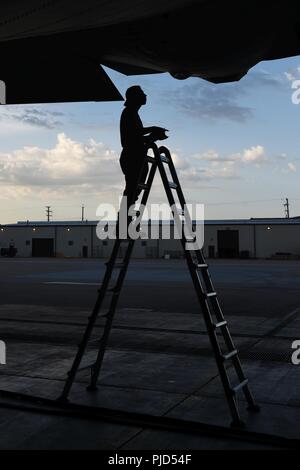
[
  {"x1": 61, "y1": 99, "x2": 260, "y2": 425},
  {"x1": 119, "y1": 85, "x2": 168, "y2": 232}
]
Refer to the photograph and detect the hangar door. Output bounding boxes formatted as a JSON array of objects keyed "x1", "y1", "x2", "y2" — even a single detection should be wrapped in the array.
[
  {"x1": 217, "y1": 230, "x2": 239, "y2": 258},
  {"x1": 32, "y1": 238, "x2": 54, "y2": 257}
]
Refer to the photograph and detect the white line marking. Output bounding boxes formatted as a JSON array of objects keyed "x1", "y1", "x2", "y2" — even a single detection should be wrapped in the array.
[{"x1": 44, "y1": 282, "x2": 100, "y2": 286}]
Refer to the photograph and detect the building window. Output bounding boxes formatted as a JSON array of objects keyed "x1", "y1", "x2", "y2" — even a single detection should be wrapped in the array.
[
  {"x1": 25, "y1": 240, "x2": 30, "y2": 246},
  {"x1": 141, "y1": 241, "x2": 147, "y2": 247},
  {"x1": 68, "y1": 240, "x2": 74, "y2": 246}
]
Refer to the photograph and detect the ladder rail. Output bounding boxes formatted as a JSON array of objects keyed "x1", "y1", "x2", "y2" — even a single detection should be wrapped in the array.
[
  {"x1": 193, "y1": 247, "x2": 257, "y2": 408},
  {"x1": 154, "y1": 145, "x2": 245, "y2": 424},
  {"x1": 60, "y1": 239, "x2": 124, "y2": 399},
  {"x1": 153, "y1": 143, "x2": 259, "y2": 424},
  {"x1": 159, "y1": 145, "x2": 196, "y2": 237},
  {"x1": 89, "y1": 154, "x2": 159, "y2": 389},
  {"x1": 182, "y1": 246, "x2": 243, "y2": 424},
  {"x1": 89, "y1": 156, "x2": 159, "y2": 387},
  {"x1": 88, "y1": 239, "x2": 136, "y2": 390},
  {"x1": 153, "y1": 145, "x2": 185, "y2": 241},
  {"x1": 60, "y1": 149, "x2": 158, "y2": 400}
]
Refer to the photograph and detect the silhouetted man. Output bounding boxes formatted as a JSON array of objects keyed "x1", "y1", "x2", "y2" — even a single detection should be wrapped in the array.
[{"x1": 119, "y1": 85, "x2": 167, "y2": 208}]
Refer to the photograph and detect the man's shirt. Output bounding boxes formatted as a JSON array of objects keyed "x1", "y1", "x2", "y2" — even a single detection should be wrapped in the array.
[{"x1": 120, "y1": 106, "x2": 145, "y2": 153}]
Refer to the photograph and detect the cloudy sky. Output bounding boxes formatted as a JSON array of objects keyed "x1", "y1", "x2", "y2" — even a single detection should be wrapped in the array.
[{"x1": 1, "y1": 56, "x2": 300, "y2": 224}]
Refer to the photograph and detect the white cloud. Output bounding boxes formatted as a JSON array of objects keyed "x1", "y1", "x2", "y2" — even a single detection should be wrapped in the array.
[
  {"x1": 284, "y1": 67, "x2": 300, "y2": 85},
  {"x1": 192, "y1": 149, "x2": 243, "y2": 163},
  {"x1": 178, "y1": 153, "x2": 240, "y2": 182},
  {"x1": 0, "y1": 135, "x2": 289, "y2": 212},
  {"x1": 171, "y1": 144, "x2": 269, "y2": 186},
  {"x1": 242, "y1": 145, "x2": 265, "y2": 162},
  {"x1": 202, "y1": 164, "x2": 237, "y2": 179},
  {"x1": 287, "y1": 162, "x2": 296, "y2": 172},
  {"x1": 284, "y1": 72, "x2": 296, "y2": 81},
  {"x1": 170, "y1": 152, "x2": 189, "y2": 169},
  {"x1": 0, "y1": 106, "x2": 66, "y2": 129},
  {"x1": 0, "y1": 133, "x2": 122, "y2": 198},
  {"x1": 193, "y1": 149, "x2": 219, "y2": 161},
  {"x1": 277, "y1": 153, "x2": 287, "y2": 160}
]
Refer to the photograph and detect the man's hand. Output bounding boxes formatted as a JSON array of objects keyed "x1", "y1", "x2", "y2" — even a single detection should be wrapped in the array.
[{"x1": 149, "y1": 126, "x2": 169, "y2": 141}]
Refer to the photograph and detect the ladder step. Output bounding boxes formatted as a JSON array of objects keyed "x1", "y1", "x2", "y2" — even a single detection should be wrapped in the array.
[
  {"x1": 100, "y1": 312, "x2": 109, "y2": 318},
  {"x1": 97, "y1": 286, "x2": 119, "y2": 294},
  {"x1": 195, "y1": 263, "x2": 208, "y2": 269},
  {"x1": 105, "y1": 262, "x2": 126, "y2": 269},
  {"x1": 99, "y1": 289, "x2": 119, "y2": 296},
  {"x1": 160, "y1": 155, "x2": 170, "y2": 163},
  {"x1": 168, "y1": 181, "x2": 177, "y2": 189},
  {"x1": 175, "y1": 208, "x2": 185, "y2": 216},
  {"x1": 137, "y1": 183, "x2": 149, "y2": 190},
  {"x1": 132, "y1": 210, "x2": 141, "y2": 217},
  {"x1": 87, "y1": 337, "x2": 102, "y2": 346},
  {"x1": 69, "y1": 362, "x2": 95, "y2": 374},
  {"x1": 231, "y1": 379, "x2": 249, "y2": 394},
  {"x1": 175, "y1": 207, "x2": 194, "y2": 217},
  {"x1": 222, "y1": 349, "x2": 238, "y2": 361},
  {"x1": 146, "y1": 155, "x2": 156, "y2": 163},
  {"x1": 107, "y1": 287, "x2": 120, "y2": 293},
  {"x1": 205, "y1": 292, "x2": 217, "y2": 298},
  {"x1": 185, "y1": 236, "x2": 196, "y2": 243},
  {"x1": 213, "y1": 320, "x2": 227, "y2": 329}
]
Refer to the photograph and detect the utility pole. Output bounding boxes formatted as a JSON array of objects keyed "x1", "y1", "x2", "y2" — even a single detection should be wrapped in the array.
[
  {"x1": 46, "y1": 206, "x2": 52, "y2": 222},
  {"x1": 81, "y1": 205, "x2": 85, "y2": 222},
  {"x1": 283, "y1": 198, "x2": 290, "y2": 218}
]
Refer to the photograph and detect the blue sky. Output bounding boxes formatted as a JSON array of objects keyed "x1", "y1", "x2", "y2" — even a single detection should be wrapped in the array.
[{"x1": 0, "y1": 55, "x2": 300, "y2": 223}]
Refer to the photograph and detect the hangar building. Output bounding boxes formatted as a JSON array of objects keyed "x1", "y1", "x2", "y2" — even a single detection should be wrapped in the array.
[{"x1": 0, "y1": 218, "x2": 299, "y2": 260}]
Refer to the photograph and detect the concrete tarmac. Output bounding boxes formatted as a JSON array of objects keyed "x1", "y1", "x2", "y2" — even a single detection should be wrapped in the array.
[{"x1": 0, "y1": 258, "x2": 299, "y2": 449}]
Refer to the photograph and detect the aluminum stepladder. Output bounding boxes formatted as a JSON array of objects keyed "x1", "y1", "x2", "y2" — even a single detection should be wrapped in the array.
[{"x1": 59, "y1": 142, "x2": 260, "y2": 427}]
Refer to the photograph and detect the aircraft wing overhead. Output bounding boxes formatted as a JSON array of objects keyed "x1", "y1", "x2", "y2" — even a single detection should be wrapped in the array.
[
  {"x1": 0, "y1": 0, "x2": 199, "y2": 41},
  {"x1": 0, "y1": 0, "x2": 198, "y2": 104},
  {"x1": 1, "y1": 60, "x2": 123, "y2": 105},
  {"x1": 0, "y1": 1, "x2": 300, "y2": 103}
]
